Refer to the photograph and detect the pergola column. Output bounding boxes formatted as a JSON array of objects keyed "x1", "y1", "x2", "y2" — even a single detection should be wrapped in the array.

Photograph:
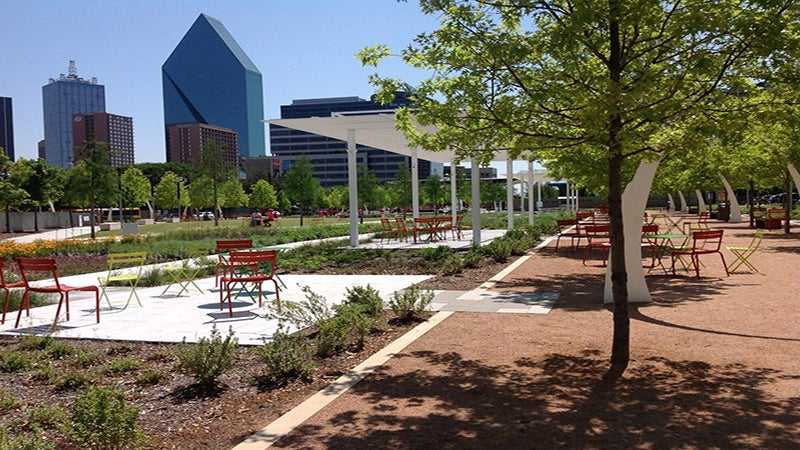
[
  {"x1": 450, "y1": 158, "x2": 458, "y2": 230},
  {"x1": 788, "y1": 163, "x2": 800, "y2": 193},
  {"x1": 667, "y1": 193, "x2": 675, "y2": 213},
  {"x1": 346, "y1": 129, "x2": 359, "y2": 248},
  {"x1": 566, "y1": 183, "x2": 571, "y2": 210},
  {"x1": 695, "y1": 189, "x2": 707, "y2": 214},
  {"x1": 528, "y1": 161, "x2": 535, "y2": 225},
  {"x1": 678, "y1": 191, "x2": 688, "y2": 212},
  {"x1": 506, "y1": 159, "x2": 514, "y2": 231},
  {"x1": 575, "y1": 187, "x2": 580, "y2": 211},
  {"x1": 471, "y1": 157, "x2": 481, "y2": 246},
  {"x1": 719, "y1": 174, "x2": 742, "y2": 222},
  {"x1": 411, "y1": 148, "x2": 420, "y2": 219}
]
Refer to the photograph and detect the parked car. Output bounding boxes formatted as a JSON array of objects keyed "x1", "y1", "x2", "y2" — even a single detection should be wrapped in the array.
[{"x1": 198, "y1": 211, "x2": 215, "y2": 221}]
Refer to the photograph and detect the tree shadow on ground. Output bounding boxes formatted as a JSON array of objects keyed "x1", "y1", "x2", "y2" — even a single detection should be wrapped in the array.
[{"x1": 275, "y1": 350, "x2": 800, "y2": 449}]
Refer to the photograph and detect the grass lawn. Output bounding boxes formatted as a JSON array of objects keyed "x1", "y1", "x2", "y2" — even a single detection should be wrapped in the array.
[{"x1": 96, "y1": 216, "x2": 359, "y2": 237}]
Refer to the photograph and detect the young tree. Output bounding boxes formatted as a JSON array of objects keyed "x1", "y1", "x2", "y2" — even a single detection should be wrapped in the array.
[
  {"x1": 189, "y1": 175, "x2": 214, "y2": 211},
  {"x1": 219, "y1": 179, "x2": 249, "y2": 213},
  {"x1": 0, "y1": 152, "x2": 28, "y2": 233},
  {"x1": 360, "y1": 0, "x2": 796, "y2": 373},
  {"x1": 121, "y1": 167, "x2": 152, "y2": 219},
  {"x1": 277, "y1": 190, "x2": 291, "y2": 212},
  {"x1": 390, "y1": 163, "x2": 413, "y2": 211},
  {"x1": 423, "y1": 174, "x2": 448, "y2": 213},
  {"x1": 281, "y1": 157, "x2": 321, "y2": 226},
  {"x1": 325, "y1": 185, "x2": 349, "y2": 212},
  {"x1": 153, "y1": 171, "x2": 189, "y2": 216},
  {"x1": 11, "y1": 158, "x2": 64, "y2": 233},
  {"x1": 199, "y1": 139, "x2": 234, "y2": 226},
  {"x1": 357, "y1": 165, "x2": 380, "y2": 214},
  {"x1": 249, "y1": 180, "x2": 278, "y2": 210}
]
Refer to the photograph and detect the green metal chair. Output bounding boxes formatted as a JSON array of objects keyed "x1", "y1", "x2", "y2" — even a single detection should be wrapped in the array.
[
  {"x1": 727, "y1": 230, "x2": 764, "y2": 273},
  {"x1": 98, "y1": 252, "x2": 147, "y2": 309}
]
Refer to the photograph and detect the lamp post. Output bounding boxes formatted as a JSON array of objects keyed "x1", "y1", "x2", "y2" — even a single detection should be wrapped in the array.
[{"x1": 118, "y1": 167, "x2": 124, "y2": 226}]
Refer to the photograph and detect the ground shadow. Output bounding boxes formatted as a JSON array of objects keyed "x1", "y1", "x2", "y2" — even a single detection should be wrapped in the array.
[{"x1": 274, "y1": 350, "x2": 800, "y2": 449}]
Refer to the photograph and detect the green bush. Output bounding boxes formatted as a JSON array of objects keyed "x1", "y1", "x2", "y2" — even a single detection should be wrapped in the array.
[
  {"x1": 0, "y1": 351, "x2": 31, "y2": 373},
  {"x1": 462, "y1": 249, "x2": 483, "y2": 268},
  {"x1": 265, "y1": 285, "x2": 335, "y2": 329},
  {"x1": 135, "y1": 369, "x2": 165, "y2": 387},
  {"x1": 177, "y1": 327, "x2": 237, "y2": 387},
  {"x1": 421, "y1": 245, "x2": 451, "y2": 262},
  {"x1": 389, "y1": 286, "x2": 433, "y2": 322},
  {"x1": 336, "y1": 306, "x2": 376, "y2": 350},
  {"x1": 105, "y1": 357, "x2": 142, "y2": 376},
  {"x1": 258, "y1": 327, "x2": 315, "y2": 383},
  {"x1": 46, "y1": 341, "x2": 75, "y2": 360},
  {"x1": 0, "y1": 428, "x2": 55, "y2": 450},
  {"x1": 485, "y1": 239, "x2": 513, "y2": 262},
  {"x1": 17, "y1": 336, "x2": 53, "y2": 351},
  {"x1": 26, "y1": 405, "x2": 67, "y2": 430},
  {"x1": 315, "y1": 317, "x2": 350, "y2": 357},
  {"x1": 54, "y1": 371, "x2": 92, "y2": 392},
  {"x1": 342, "y1": 285, "x2": 383, "y2": 317},
  {"x1": 31, "y1": 362, "x2": 55, "y2": 383},
  {"x1": 0, "y1": 389, "x2": 18, "y2": 413},
  {"x1": 67, "y1": 387, "x2": 143, "y2": 450},
  {"x1": 72, "y1": 350, "x2": 101, "y2": 368},
  {"x1": 439, "y1": 254, "x2": 464, "y2": 275}
]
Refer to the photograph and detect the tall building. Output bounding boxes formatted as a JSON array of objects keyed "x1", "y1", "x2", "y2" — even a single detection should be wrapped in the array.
[
  {"x1": 37, "y1": 140, "x2": 46, "y2": 160},
  {"x1": 162, "y1": 14, "x2": 265, "y2": 159},
  {"x1": 72, "y1": 112, "x2": 134, "y2": 168},
  {"x1": 166, "y1": 122, "x2": 239, "y2": 170},
  {"x1": 42, "y1": 61, "x2": 105, "y2": 168},
  {"x1": 270, "y1": 93, "x2": 441, "y2": 187},
  {"x1": 0, "y1": 97, "x2": 13, "y2": 160}
]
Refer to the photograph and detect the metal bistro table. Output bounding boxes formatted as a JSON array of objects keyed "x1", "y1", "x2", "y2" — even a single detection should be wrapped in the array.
[{"x1": 646, "y1": 232, "x2": 690, "y2": 274}]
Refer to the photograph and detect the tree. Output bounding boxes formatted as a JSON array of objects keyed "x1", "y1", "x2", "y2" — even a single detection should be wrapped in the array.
[
  {"x1": 188, "y1": 175, "x2": 214, "y2": 211},
  {"x1": 325, "y1": 186, "x2": 349, "y2": 211},
  {"x1": 11, "y1": 158, "x2": 64, "y2": 233},
  {"x1": 153, "y1": 171, "x2": 189, "y2": 215},
  {"x1": 360, "y1": 0, "x2": 796, "y2": 373},
  {"x1": 481, "y1": 181, "x2": 505, "y2": 212},
  {"x1": 120, "y1": 167, "x2": 152, "y2": 219},
  {"x1": 281, "y1": 157, "x2": 321, "y2": 226},
  {"x1": 219, "y1": 179, "x2": 249, "y2": 211},
  {"x1": 0, "y1": 152, "x2": 28, "y2": 233},
  {"x1": 357, "y1": 166, "x2": 380, "y2": 214},
  {"x1": 389, "y1": 163, "x2": 413, "y2": 210},
  {"x1": 68, "y1": 142, "x2": 115, "y2": 238},
  {"x1": 249, "y1": 180, "x2": 278, "y2": 210},
  {"x1": 277, "y1": 190, "x2": 291, "y2": 212},
  {"x1": 423, "y1": 174, "x2": 448, "y2": 213},
  {"x1": 199, "y1": 139, "x2": 234, "y2": 226}
]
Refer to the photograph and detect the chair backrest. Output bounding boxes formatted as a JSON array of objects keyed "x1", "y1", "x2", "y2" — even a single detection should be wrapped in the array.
[
  {"x1": 557, "y1": 219, "x2": 577, "y2": 230},
  {"x1": 576, "y1": 211, "x2": 594, "y2": 221},
  {"x1": 0, "y1": 259, "x2": 8, "y2": 287},
  {"x1": 394, "y1": 217, "x2": 408, "y2": 232},
  {"x1": 747, "y1": 230, "x2": 765, "y2": 253},
  {"x1": 16, "y1": 257, "x2": 59, "y2": 288},
  {"x1": 691, "y1": 230, "x2": 723, "y2": 251},
  {"x1": 107, "y1": 252, "x2": 146, "y2": 271},
  {"x1": 229, "y1": 250, "x2": 278, "y2": 277},
  {"x1": 215, "y1": 239, "x2": 253, "y2": 253},
  {"x1": 380, "y1": 217, "x2": 393, "y2": 231},
  {"x1": 698, "y1": 212, "x2": 710, "y2": 223},
  {"x1": 584, "y1": 224, "x2": 610, "y2": 236},
  {"x1": 641, "y1": 224, "x2": 659, "y2": 235}
]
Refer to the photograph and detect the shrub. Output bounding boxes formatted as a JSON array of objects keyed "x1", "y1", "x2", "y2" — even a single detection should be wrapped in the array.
[
  {"x1": 106, "y1": 345, "x2": 133, "y2": 356},
  {"x1": 315, "y1": 317, "x2": 350, "y2": 357},
  {"x1": 337, "y1": 306, "x2": 376, "y2": 350},
  {"x1": 46, "y1": 341, "x2": 75, "y2": 360},
  {"x1": 0, "y1": 351, "x2": 31, "y2": 373},
  {"x1": 421, "y1": 245, "x2": 451, "y2": 262},
  {"x1": 67, "y1": 387, "x2": 143, "y2": 450},
  {"x1": 26, "y1": 405, "x2": 67, "y2": 430},
  {"x1": 462, "y1": 249, "x2": 483, "y2": 268},
  {"x1": 72, "y1": 350, "x2": 101, "y2": 368},
  {"x1": 54, "y1": 371, "x2": 91, "y2": 392},
  {"x1": 342, "y1": 285, "x2": 383, "y2": 317},
  {"x1": 135, "y1": 369, "x2": 165, "y2": 387},
  {"x1": 17, "y1": 336, "x2": 53, "y2": 351},
  {"x1": 389, "y1": 285, "x2": 433, "y2": 322},
  {"x1": 31, "y1": 362, "x2": 55, "y2": 383},
  {"x1": 265, "y1": 285, "x2": 335, "y2": 329},
  {"x1": 439, "y1": 254, "x2": 464, "y2": 275},
  {"x1": 485, "y1": 239, "x2": 513, "y2": 262},
  {"x1": 0, "y1": 428, "x2": 55, "y2": 450},
  {"x1": 177, "y1": 327, "x2": 237, "y2": 387},
  {"x1": 0, "y1": 389, "x2": 18, "y2": 413},
  {"x1": 105, "y1": 357, "x2": 142, "y2": 376},
  {"x1": 258, "y1": 326, "x2": 315, "y2": 384}
]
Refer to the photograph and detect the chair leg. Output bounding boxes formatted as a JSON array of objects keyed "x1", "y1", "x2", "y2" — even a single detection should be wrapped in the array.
[
  {"x1": 64, "y1": 292, "x2": 70, "y2": 321},
  {"x1": 15, "y1": 290, "x2": 29, "y2": 329},
  {"x1": 555, "y1": 235, "x2": 562, "y2": 251},
  {"x1": 1, "y1": 288, "x2": 9, "y2": 325},
  {"x1": 693, "y1": 254, "x2": 701, "y2": 277},
  {"x1": 257, "y1": 282, "x2": 263, "y2": 307},
  {"x1": 95, "y1": 290, "x2": 100, "y2": 323},
  {"x1": 272, "y1": 279, "x2": 281, "y2": 312},
  {"x1": 718, "y1": 252, "x2": 729, "y2": 276},
  {"x1": 100, "y1": 285, "x2": 114, "y2": 309},
  {"x1": 218, "y1": 280, "x2": 225, "y2": 311},
  {"x1": 53, "y1": 293, "x2": 65, "y2": 328}
]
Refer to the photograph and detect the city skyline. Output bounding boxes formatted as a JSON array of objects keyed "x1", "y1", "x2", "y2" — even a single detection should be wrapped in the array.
[{"x1": 2, "y1": 1, "x2": 436, "y2": 164}]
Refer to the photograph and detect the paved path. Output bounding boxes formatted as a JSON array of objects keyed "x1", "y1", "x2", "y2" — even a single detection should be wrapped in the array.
[
  {"x1": 4, "y1": 226, "x2": 93, "y2": 243},
  {"x1": 251, "y1": 222, "x2": 800, "y2": 449}
]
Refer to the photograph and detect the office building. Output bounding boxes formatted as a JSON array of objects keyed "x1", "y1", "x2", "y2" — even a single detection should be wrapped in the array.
[
  {"x1": 270, "y1": 93, "x2": 441, "y2": 187},
  {"x1": 37, "y1": 140, "x2": 46, "y2": 160},
  {"x1": 166, "y1": 122, "x2": 239, "y2": 170},
  {"x1": 163, "y1": 14, "x2": 265, "y2": 158},
  {"x1": 72, "y1": 112, "x2": 134, "y2": 167},
  {"x1": 42, "y1": 61, "x2": 106, "y2": 167},
  {"x1": 443, "y1": 165, "x2": 498, "y2": 180},
  {"x1": 241, "y1": 156, "x2": 281, "y2": 183},
  {"x1": 0, "y1": 97, "x2": 13, "y2": 160}
]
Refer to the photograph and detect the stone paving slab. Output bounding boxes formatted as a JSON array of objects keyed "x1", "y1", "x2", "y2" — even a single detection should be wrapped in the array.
[
  {"x1": 357, "y1": 230, "x2": 507, "y2": 250},
  {"x1": 428, "y1": 289, "x2": 557, "y2": 314}
]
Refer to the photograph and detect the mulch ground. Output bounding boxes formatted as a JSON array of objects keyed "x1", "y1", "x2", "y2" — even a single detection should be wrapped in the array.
[
  {"x1": 0, "y1": 314, "x2": 419, "y2": 450},
  {"x1": 273, "y1": 221, "x2": 800, "y2": 449}
]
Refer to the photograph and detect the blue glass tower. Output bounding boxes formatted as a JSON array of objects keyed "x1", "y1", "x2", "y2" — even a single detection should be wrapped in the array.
[
  {"x1": 42, "y1": 62, "x2": 105, "y2": 168},
  {"x1": 162, "y1": 14, "x2": 265, "y2": 159}
]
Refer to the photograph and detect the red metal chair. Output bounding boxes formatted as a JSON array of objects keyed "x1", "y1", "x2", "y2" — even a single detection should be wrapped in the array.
[
  {"x1": 641, "y1": 224, "x2": 660, "y2": 268},
  {"x1": 576, "y1": 211, "x2": 594, "y2": 221},
  {"x1": 555, "y1": 219, "x2": 582, "y2": 251},
  {"x1": 1, "y1": 260, "x2": 26, "y2": 325},
  {"x1": 14, "y1": 257, "x2": 100, "y2": 329},
  {"x1": 214, "y1": 239, "x2": 253, "y2": 286},
  {"x1": 582, "y1": 224, "x2": 611, "y2": 266},
  {"x1": 218, "y1": 250, "x2": 280, "y2": 318},
  {"x1": 671, "y1": 230, "x2": 729, "y2": 277},
  {"x1": 394, "y1": 217, "x2": 411, "y2": 242}
]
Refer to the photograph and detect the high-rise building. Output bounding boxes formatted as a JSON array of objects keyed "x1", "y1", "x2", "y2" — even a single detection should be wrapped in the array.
[
  {"x1": 269, "y1": 92, "x2": 442, "y2": 187},
  {"x1": 42, "y1": 61, "x2": 105, "y2": 167},
  {"x1": 0, "y1": 97, "x2": 13, "y2": 160},
  {"x1": 162, "y1": 14, "x2": 265, "y2": 158},
  {"x1": 72, "y1": 112, "x2": 134, "y2": 168},
  {"x1": 166, "y1": 122, "x2": 239, "y2": 170},
  {"x1": 37, "y1": 140, "x2": 46, "y2": 160}
]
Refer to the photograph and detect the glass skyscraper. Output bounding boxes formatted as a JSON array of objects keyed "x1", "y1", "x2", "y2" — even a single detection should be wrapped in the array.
[
  {"x1": 0, "y1": 97, "x2": 13, "y2": 160},
  {"x1": 42, "y1": 62, "x2": 105, "y2": 168},
  {"x1": 162, "y1": 14, "x2": 265, "y2": 159}
]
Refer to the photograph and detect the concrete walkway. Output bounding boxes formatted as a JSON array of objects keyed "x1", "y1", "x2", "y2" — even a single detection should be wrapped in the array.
[{"x1": 4, "y1": 226, "x2": 93, "y2": 243}]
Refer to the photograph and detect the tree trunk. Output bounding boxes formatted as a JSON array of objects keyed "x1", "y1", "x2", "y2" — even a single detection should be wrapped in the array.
[
  {"x1": 607, "y1": 0, "x2": 629, "y2": 373},
  {"x1": 749, "y1": 179, "x2": 755, "y2": 229},
  {"x1": 90, "y1": 190, "x2": 97, "y2": 240},
  {"x1": 146, "y1": 201, "x2": 155, "y2": 219},
  {"x1": 213, "y1": 181, "x2": 219, "y2": 226},
  {"x1": 34, "y1": 206, "x2": 39, "y2": 232},
  {"x1": 785, "y1": 172, "x2": 791, "y2": 235},
  {"x1": 300, "y1": 208, "x2": 304, "y2": 227},
  {"x1": 4, "y1": 205, "x2": 10, "y2": 234},
  {"x1": 48, "y1": 201, "x2": 55, "y2": 213}
]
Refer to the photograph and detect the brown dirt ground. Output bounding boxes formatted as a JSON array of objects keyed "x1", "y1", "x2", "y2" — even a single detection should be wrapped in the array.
[
  {"x1": 0, "y1": 313, "x2": 420, "y2": 450},
  {"x1": 273, "y1": 221, "x2": 800, "y2": 449}
]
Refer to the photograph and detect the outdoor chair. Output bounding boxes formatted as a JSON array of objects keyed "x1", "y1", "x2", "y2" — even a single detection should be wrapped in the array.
[
  {"x1": 0, "y1": 260, "x2": 26, "y2": 325},
  {"x1": 555, "y1": 219, "x2": 581, "y2": 251},
  {"x1": 727, "y1": 230, "x2": 764, "y2": 273},
  {"x1": 640, "y1": 224, "x2": 660, "y2": 268},
  {"x1": 576, "y1": 211, "x2": 594, "y2": 221},
  {"x1": 451, "y1": 214, "x2": 464, "y2": 240},
  {"x1": 379, "y1": 217, "x2": 396, "y2": 243},
  {"x1": 682, "y1": 212, "x2": 710, "y2": 234},
  {"x1": 97, "y1": 252, "x2": 146, "y2": 310},
  {"x1": 394, "y1": 217, "x2": 411, "y2": 242},
  {"x1": 671, "y1": 229, "x2": 729, "y2": 277},
  {"x1": 219, "y1": 250, "x2": 280, "y2": 318},
  {"x1": 214, "y1": 239, "x2": 253, "y2": 286},
  {"x1": 582, "y1": 224, "x2": 610, "y2": 266},
  {"x1": 14, "y1": 257, "x2": 100, "y2": 330}
]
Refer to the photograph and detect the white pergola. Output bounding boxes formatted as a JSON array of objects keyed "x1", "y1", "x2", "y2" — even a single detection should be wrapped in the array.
[{"x1": 269, "y1": 112, "x2": 547, "y2": 247}]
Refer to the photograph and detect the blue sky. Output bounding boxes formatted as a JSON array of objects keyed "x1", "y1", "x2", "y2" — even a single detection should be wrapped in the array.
[{"x1": 1, "y1": 1, "x2": 438, "y2": 163}]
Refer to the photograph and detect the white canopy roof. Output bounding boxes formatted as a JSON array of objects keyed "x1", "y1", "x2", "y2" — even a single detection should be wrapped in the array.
[{"x1": 269, "y1": 113, "x2": 511, "y2": 163}]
